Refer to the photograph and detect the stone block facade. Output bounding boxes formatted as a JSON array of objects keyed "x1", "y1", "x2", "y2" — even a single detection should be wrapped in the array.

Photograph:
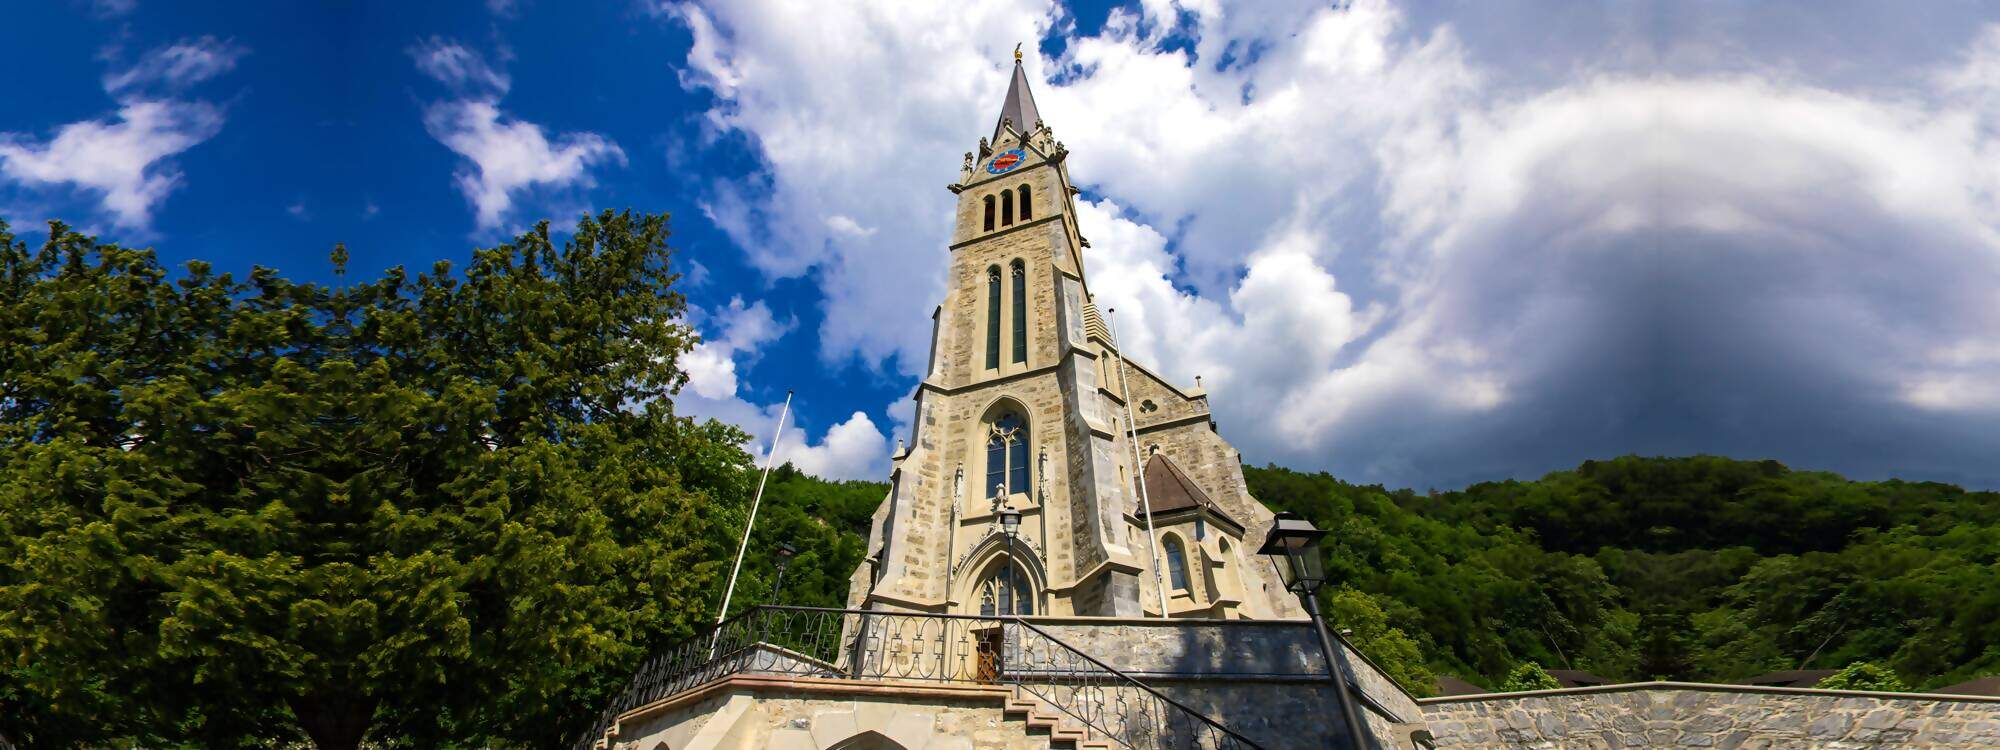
[
  {"x1": 848, "y1": 58, "x2": 1302, "y2": 623},
  {"x1": 1419, "y1": 683, "x2": 2000, "y2": 748}
]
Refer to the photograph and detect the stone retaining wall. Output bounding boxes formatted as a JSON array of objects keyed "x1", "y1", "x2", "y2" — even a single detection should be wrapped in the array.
[
  {"x1": 1024, "y1": 618, "x2": 1426, "y2": 747},
  {"x1": 1419, "y1": 682, "x2": 2000, "y2": 748}
]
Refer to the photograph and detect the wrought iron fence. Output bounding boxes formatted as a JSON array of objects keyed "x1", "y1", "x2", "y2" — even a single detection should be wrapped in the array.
[{"x1": 570, "y1": 605, "x2": 1262, "y2": 750}]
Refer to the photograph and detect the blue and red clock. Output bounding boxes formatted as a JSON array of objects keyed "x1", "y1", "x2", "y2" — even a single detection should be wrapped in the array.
[{"x1": 986, "y1": 148, "x2": 1026, "y2": 174}]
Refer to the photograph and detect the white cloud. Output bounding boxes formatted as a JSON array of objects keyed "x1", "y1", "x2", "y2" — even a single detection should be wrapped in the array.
[
  {"x1": 413, "y1": 40, "x2": 625, "y2": 233},
  {"x1": 671, "y1": 0, "x2": 2000, "y2": 487},
  {"x1": 0, "y1": 100, "x2": 224, "y2": 230},
  {"x1": 676, "y1": 297, "x2": 890, "y2": 480},
  {"x1": 409, "y1": 37, "x2": 511, "y2": 95},
  {"x1": 0, "y1": 37, "x2": 240, "y2": 231},
  {"x1": 102, "y1": 37, "x2": 246, "y2": 95}
]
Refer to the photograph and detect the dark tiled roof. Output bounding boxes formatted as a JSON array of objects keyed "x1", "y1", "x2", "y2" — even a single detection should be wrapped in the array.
[
  {"x1": 1734, "y1": 669, "x2": 1840, "y2": 687},
  {"x1": 1137, "y1": 453, "x2": 1214, "y2": 516},
  {"x1": 993, "y1": 58, "x2": 1041, "y2": 142},
  {"x1": 1547, "y1": 670, "x2": 1616, "y2": 687},
  {"x1": 1937, "y1": 676, "x2": 2000, "y2": 696},
  {"x1": 1435, "y1": 676, "x2": 1489, "y2": 696}
]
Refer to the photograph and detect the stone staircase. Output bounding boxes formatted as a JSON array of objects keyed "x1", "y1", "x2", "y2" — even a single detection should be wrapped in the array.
[{"x1": 1002, "y1": 686, "x2": 1116, "y2": 750}]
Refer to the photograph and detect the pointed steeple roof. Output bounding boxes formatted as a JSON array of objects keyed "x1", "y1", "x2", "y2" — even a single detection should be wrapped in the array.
[{"x1": 992, "y1": 50, "x2": 1042, "y2": 143}]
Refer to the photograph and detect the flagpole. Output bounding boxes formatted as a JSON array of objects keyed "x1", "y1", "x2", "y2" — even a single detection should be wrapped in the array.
[
  {"x1": 715, "y1": 390, "x2": 792, "y2": 636},
  {"x1": 1106, "y1": 309, "x2": 1172, "y2": 619}
]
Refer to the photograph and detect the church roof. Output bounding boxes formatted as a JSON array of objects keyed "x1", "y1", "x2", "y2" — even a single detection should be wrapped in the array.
[
  {"x1": 1137, "y1": 453, "x2": 1226, "y2": 520},
  {"x1": 993, "y1": 56, "x2": 1042, "y2": 142}
]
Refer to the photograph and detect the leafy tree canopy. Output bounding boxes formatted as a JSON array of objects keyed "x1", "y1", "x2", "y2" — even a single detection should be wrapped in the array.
[
  {"x1": 1499, "y1": 662, "x2": 1562, "y2": 692},
  {"x1": 1815, "y1": 661, "x2": 1909, "y2": 692},
  {"x1": 1246, "y1": 457, "x2": 2000, "y2": 695},
  {"x1": 0, "y1": 214, "x2": 754, "y2": 749}
]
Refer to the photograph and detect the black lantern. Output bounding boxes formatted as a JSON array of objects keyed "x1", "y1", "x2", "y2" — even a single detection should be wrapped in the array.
[
  {"x1": 1256, "y1": 511, "x2": 1328, "y2": 595},
  {"x1": 771, "y1": 541, "x2": 798, "y2": 602},
  {"x1": 1258, "y1": 511, "x2": 1368, "y2": 749},
  {"x1": 998, "y1": 507, "x2": 1023, "y2": 539}
]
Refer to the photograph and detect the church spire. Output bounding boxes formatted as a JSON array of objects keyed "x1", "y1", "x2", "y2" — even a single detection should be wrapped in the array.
[{"x1": 993, "y1": 44, "x2": 1042, "y2": 142}]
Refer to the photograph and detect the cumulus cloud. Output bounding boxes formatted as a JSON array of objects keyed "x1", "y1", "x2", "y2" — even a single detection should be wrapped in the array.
[
  {"x1": 412, "y1": 40, "x2": 624, "y2": 232},
  {"x1": 409, "y1": 36, "x2": 510, "y2": 95},
  {"x1": 1, "y1": 37, "x2": 239, "y2": 230},
  {"x1": 102, "y1": 36, "x2": 246, "y2": 95},
  {"x1": 670, "y1": 0, "x2": 2000, "y2": 488},
  {"x1": 676, "y1": 297, "x2": 891, "y2": 481}
]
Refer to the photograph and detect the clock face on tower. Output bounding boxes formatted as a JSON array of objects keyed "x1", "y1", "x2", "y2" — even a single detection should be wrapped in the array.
[{"x1": 986, "y1": 148, "x2": 1026, "y2": 174}]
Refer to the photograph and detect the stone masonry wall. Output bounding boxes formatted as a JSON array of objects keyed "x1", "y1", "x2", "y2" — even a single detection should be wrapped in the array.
[
  {"x1": 1023, "y1": 619, "x2": 1425, "y2": 747},
  {"x1": 1419, "y1": 683, "x2": 2000, "y2": 749}
]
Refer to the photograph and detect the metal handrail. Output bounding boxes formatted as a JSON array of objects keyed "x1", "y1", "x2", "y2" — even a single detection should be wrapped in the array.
[
  {"x1": 1005, "y1": 616, "x2": 1266, "y2": 749},
  {"x1": 570, "y1": 605, "x2": 1264, "y2": 750}
]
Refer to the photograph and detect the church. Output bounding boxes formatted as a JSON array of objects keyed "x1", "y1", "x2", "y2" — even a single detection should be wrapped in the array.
[
  {"x1": 843, "y1": 50, "x2": 1302, "y2": 624},
  {"x1": 575, "y1": 54, "x2": 2000, "y2": 750}
]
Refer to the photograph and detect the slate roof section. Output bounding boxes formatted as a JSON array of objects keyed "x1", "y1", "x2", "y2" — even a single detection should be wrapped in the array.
[
  {"x1": 993, "y1": 58, "x2": 1042, "y2": 143},
  {"x1": 1137, "y1": 452, "x2": 1215, "y2": 516},
  {"x1": 1734, "y1": 669, "x2": 1840, "y2": 688},
  {"x1": 1937, "y1": 676, "x2": 2000, "y2": 696},
  {"x1": 1435, "y1": 676, "x2": 1489, "y2": 696},
  {"x1": 1547, "y1": 670, "x2": 1617, "y2": 688}
]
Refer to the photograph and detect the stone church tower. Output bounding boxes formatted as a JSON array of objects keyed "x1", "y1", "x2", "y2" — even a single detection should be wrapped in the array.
[{"x1": 848, "y1": 53, "x2": 1304, "y2": 622}]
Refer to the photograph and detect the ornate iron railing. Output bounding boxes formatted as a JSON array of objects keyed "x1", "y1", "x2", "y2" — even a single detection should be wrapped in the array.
[{"x1": 570, "y1": 605, "x2": 1262, "y2": 750}]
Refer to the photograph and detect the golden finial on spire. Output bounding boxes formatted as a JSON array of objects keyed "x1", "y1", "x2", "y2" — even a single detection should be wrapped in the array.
[{"x1": 1014, "y1": 43, "x2": 1023, "y2": 63}]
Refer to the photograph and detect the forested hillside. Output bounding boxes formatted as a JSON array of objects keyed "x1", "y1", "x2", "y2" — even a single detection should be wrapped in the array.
[
  {"x1": 1243, "y1": 456, "x2": 2000, "y2": 694},
  {"x1": 758, "y1": 456, "x2": 2000, "y2": 698}
]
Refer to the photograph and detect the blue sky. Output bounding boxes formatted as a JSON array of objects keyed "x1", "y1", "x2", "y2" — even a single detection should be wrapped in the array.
[{"x1": 6, "y1": 1, "x2": 2000, "y2": 490}]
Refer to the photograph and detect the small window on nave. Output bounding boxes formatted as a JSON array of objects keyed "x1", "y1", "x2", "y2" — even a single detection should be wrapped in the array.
[{"x1": 1164, "y1": 536, "x2": 1189, "y2": 591}]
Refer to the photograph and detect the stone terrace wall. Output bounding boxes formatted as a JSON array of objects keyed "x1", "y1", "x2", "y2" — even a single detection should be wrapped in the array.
[
  {"x1": 1023, "y1": 618, "x2": 1425, "y2": 748},
  {"x1": 1419, "y1": 682, "x2": 2000, "y2": 749}
]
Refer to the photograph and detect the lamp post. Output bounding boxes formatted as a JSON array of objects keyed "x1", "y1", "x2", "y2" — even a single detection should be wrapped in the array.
[
  {"x1": 999, "y1": 504, "x2": 1023, "y2": 614},
  {"x1": 1259, "y1": 511, "x2": 1369, "y2": 749},
  {"x1": 771, "y1": 541, "x2": 798, "y2": 604}
]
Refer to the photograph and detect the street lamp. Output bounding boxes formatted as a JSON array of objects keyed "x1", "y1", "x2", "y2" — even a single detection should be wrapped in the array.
[
  {"x1": 771, "y1": 541, "x2": 798, "y2": 603},
  {"x1": 999, "y1": 505, "x2": 1023, "y2": 615},
  {"x1": 1258, "y1": 512, "x2": 1368, "y2": 750}
]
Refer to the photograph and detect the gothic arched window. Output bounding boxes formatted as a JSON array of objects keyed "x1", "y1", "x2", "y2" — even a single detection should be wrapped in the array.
[
  {"x1": 1010, "y1": 261, "x2": 1027, "y2": 364},
  {"x1": 986, "y1": 410, "x2": 1029, "y2": 496},
  {"x1": 1017, "y1": 185, "x2": 1032, "y2": 221},
  {"x1": 983, "y1": 195, "x2": 996, "y2": 232},
  {"x1": 985, "y1": 267, "x2": 1002, "y2": 369},
  {"x1": 977, "y1": 563, "x2": 1033, "y2": 616},
  {"x1": 1164, "y1": 537, "x2": 1189, "y2": 591},
  {"x1": 1001, "y1": 188, "x2": 1015, "y2": 226}
]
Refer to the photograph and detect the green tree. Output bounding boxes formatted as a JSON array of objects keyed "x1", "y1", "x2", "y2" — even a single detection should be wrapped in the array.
[
  {"x1": 1815, "y1": 661, "x2": 1908, "y2": 692},
  {"x1": 0, "y1": 213, "x2": 753, "y2": 749},
  {"x1": 1325, "y1": 588, "x2": 1436, "y2": 697},
  {"x1": 1498, "y1": 662, "x2": 1562, "y2": 692}
]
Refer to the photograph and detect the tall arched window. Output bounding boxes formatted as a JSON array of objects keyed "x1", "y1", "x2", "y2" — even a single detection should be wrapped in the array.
[
  {"x1": 985, "y1": 267, "x2": 1002, "y2": 369},
  {"x1": 1017, "y1": 185, "x2": 1032, "y2": 221},
  {"x1": 977, "y1": 564, "x2": 1033, "y2": 616},
  {"x1": 986, "y1": 410, "x2": 1028, "y2": 496},
  {"x1": 1010, "y1": 261, "x2": 1027, "y2": 363},
  {"x1": 1001, "y1": 189, "x2": 1014, "y2": 226},
  {"x1": 983, "y1": 195, "x2": 996, "y2": 231},
  {"x1": 1164, "y1": 537, "x2": 1189, "y2": 591}
]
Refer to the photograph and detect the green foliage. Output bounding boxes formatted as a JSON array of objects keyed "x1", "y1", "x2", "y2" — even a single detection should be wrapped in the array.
[
  {"x1": 1325, "y1": 588, "x2": 1436, "y2": 697},
  {"x1": 1499, "y1": 662, "x2": 1562, "y2": 692},
  {"x1": 0, "y1": 214, "x2": 755, "y2": 749},
  {"x1": 1815, "y1": 661, "x2": 1909, "y2": 692},
  {"x1": 1245, "y1": 457, "x2": 2000, "y2": 694}
]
